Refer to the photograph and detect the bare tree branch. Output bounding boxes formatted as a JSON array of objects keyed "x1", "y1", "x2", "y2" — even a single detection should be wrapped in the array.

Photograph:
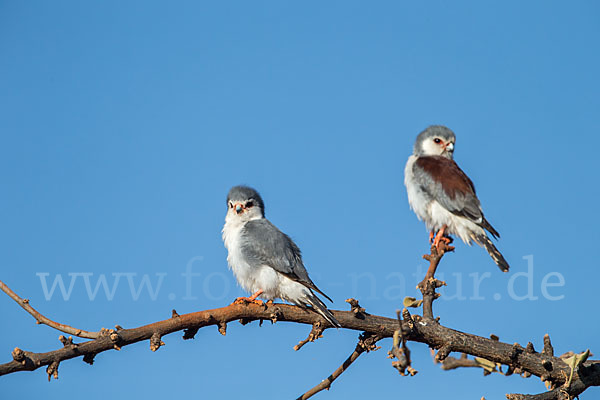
[
  {"x1": 297, "y1": 332, "x2": 382, "y2": 400},
  {"x1": 417, "y1": 241, "x2": 452, "y2": 319},
  {"x1": 0, "y1": 280, "x2": 99, "y2": 339},
  {"x1": 1, "y1": 295, "x2": 598, "y2": 399},
  {"x1": 2, "y1": 242, "x2": 599, "y2": 400}
]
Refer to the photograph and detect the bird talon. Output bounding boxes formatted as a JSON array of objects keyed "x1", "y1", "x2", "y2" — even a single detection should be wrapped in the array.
[
  {"x1": 233, "y1": 297, "x2": 264, "y2": 306},
  {"x1": 432, "y1": 225, "x2": 449, "y2": 249},
  {"x1": 440, "y1": 236, "x2": 453, "y2": 245},
  {"x1": 233, "y1": 289, "x2": 265, "y2": 306}
]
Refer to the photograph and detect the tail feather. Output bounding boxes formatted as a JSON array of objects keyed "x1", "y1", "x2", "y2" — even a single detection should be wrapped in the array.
[
  {"x1": 480, "y1": 217, "x2": 500, "y2": 239},
  {"x1": 304, "y1": 292, "x2": 341, "y2": 328},
  {"x1": 478, "y1": 234, "x2": 510, "y2": 272}
]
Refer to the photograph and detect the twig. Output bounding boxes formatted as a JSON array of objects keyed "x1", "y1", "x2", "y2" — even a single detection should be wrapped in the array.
[
  {"x1": 3, "y1": 266, "x2": 600, "y2": 398},
  {"x1": 3, "y1": 301, "x2": 594, "y2": 398},
  {"x1": 417, "y1": 242, "x2": 452, "y2": 319},
  {"x1": 0, "y1": 280, "x2": 99, "y2": 339},
  {"x1": 439, "y1": 353, "x2": 481, "y2": 370},
  {"x1": 294, "y1": 322, "x2": 324, "y2": 351},
  {"x1": 296, "y1": 332, "x2": 381, "y2": 400},
  {"x1": 388, "y1": 309, "x2": 417, "y2": 376},
  {"x1": 506, "y1": 388, "x2": 571, "y2": 400}
]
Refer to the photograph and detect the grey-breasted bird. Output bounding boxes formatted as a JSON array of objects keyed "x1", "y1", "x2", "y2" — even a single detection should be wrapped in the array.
[
  {"x1": 222, "y1": 185, "x2": 341, "y2": 327},
  {"x1": 404, "y1": 125, "x2": 510, "y2": 272}
]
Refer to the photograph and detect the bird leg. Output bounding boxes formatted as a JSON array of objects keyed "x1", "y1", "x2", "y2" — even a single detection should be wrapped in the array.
[
  {"x1": 433, "y1": 225, "x2": 453, "y2": 249},
  {"x1": 234, "y1": 290, "x2": 264, "y2": 305},
  {"x1": 429, "y1": 230, "x2": 435, "y2": 243}
]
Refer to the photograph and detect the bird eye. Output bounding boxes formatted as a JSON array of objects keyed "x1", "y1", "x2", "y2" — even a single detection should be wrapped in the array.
[
  {"x1": 433, "y1": 138, "x2": 442, "y2": 144},
  {"x1": 246, "y1": 201, "x2": 254, "y2": 208},
  {"x1": 228, "y1": 202, "x2": 233, "y2": 209}
]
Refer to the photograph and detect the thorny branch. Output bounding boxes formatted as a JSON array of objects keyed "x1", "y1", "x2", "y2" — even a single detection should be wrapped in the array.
[{"x1": 1, "y1": 241, "x2": 599, "y2": 400}]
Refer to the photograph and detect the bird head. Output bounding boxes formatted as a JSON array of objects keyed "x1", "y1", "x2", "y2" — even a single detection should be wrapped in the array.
[
  {"x1": 413, "y1": 125, "x2": 456, "y2": 159},
  {"x1": 225, "y1": 185, "x2": 265, "y2": 223}
]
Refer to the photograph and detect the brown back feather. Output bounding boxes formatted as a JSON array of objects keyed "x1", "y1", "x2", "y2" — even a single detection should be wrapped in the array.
[{"x1": 415, "y1": 156, "x2": 476, "y2": 199}]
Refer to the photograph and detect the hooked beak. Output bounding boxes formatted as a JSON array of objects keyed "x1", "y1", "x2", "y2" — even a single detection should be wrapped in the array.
[
  {"x1": 234, "y1": 203, "x2": 243, "y2": 214},
  {"x1": 445, "y1": 142, "x2": 454, "y2": 152}
]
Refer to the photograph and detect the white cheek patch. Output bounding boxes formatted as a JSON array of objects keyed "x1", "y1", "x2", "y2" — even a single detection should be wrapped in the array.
[{"x1": 421, "y1": 140, "x2": 443, "y2": 156}]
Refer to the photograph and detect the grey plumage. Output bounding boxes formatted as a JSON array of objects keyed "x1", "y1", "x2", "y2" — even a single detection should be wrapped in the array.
[
  {"x1": 222, "y1": 185, "x2": 341, "y2": 328},
  {"x1": 240, "y1": 219, "x2": 334, "y2": 302},
  {"x1": 405, "y1": 125, "x2": 510, "y2": 272},
  {"x1": 227, "y1": 185, "x2": 265, "y2": 216},
  {"x1": 413, "y1": 125, "x2": 456, "y2": 156}
]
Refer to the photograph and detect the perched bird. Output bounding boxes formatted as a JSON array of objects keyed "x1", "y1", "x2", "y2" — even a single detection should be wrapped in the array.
[
  {"x1": 222, "y1": 185, "x2": 341, "y2": 327},
  {"x1": 404, "y1": 126, "x2": 510, "y2": 272}
]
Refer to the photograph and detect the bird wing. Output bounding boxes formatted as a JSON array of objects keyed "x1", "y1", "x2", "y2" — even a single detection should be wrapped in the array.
[
  {"x1": 413, "y1": 155, "x2": 499, "y2": 238},
  {"x1": 240, "y1": 219, "x2": 333, "y2": 302}
]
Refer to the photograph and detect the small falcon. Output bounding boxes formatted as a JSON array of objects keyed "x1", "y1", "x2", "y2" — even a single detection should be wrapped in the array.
[
  {"x1": 222, "y1": 185, "x2": 341, "y2": 327},
  {"x1": 404, "y1": 125, "x2": 510, "y2": 272}
]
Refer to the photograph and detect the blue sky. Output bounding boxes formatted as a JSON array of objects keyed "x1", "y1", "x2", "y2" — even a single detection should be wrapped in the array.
[{"x1": 1, "y1": 1, "x2": 599, "y2": 398}]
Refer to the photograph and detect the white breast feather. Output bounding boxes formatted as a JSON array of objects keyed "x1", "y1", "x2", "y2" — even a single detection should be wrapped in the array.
[
  {"x1": 222, "y1": 218, "x2": 310, "y2": 302},
  {"x1": 404, "y1": 155, "x2": 431, "y2": 224}
]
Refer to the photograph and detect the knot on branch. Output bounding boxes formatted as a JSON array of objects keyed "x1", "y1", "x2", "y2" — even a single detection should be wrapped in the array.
[
  {"x1": 182, "y1": 327, "x2": 199, "y2": 340},
  {"x1": 150, "y1": 332, "x2": 165, "y2": 352},
  {"x1": 12, "y1": 347, "x2": 26, "y2": 365},
  {"x1": 82, "y1": 353, "x2": 96, "y2": 365},
  {"x1": 542, "y1": 359, "x2": 553, "y2": 371},
  {"x1": 511, "y1": 343, "x2": 524, "y2": 361},
  {"x1": 59, "y1": 335, "x2": 74, "y2": 348},
  {"x1": 345, "y1": 298, "x2": 366, "y2": 318},
  {"x1": 218, "y1": 322, "x2": 227, "y2": 336},
  {"x1": 357, "y1": 332, "x2": 381, "y2": 353},
  {"x1": 270, "y1": 309, "x2": 282, "y2": 323},
  {"x1": 46, "y1": 361, "x2": 59, "y2": 381},
  {"x1": 100, "y1": 328, "x2": 122, "y2": 350},
  {"x1": 171, "y1": 309, "x2": 180, "y2": 318},
  {"x1": 294, "y1": 322, "x2": 324, "y2": 351}
]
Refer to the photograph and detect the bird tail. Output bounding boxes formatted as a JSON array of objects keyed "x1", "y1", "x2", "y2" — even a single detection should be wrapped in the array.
[
  {"x1": 304, "y1": 291, "x2": 341, "y2": 328},
  {"x1": 477, "y1": 234, "x2": 510, "y2": 272}
]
